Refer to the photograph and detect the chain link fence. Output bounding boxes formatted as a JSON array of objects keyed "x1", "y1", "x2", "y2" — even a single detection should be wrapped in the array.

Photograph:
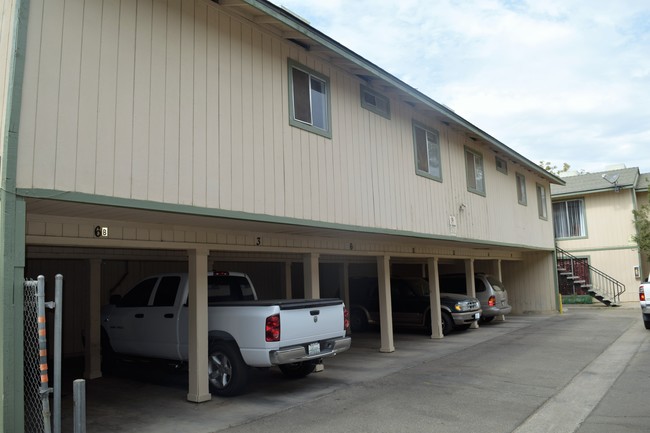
[{"x1": 24, "y1": 278, "x2": 47, "y2": 433}]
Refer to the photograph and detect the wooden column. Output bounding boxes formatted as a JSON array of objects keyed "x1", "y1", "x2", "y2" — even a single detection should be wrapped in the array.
[
  {"x1": 377, "y1": 255, "x2": 394, "y2": 352},
  {"x1": 465, "y1": 258, "x2": 479, "y2": 329},
  {"x1": 284, "y1": 261, "x2": 292, "y2": 299},
  {"x1": 428, "y1": 258, "x2": 443, "y2": 339},
  {"x1": 303, "y1": 253, "x2": 320, "y2": 299},
  {"x1": 187, "y1": 248, "x2": 211, "y2": 403},
  {"x1": 84, "y1": 259, "x2": 102, "y2": 379}
]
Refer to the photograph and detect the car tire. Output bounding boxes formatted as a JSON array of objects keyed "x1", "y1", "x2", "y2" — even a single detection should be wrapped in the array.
[
  {"x1": 644, "y1": 320, "x2": 650, "y2": 330},
  {"x1": 101, "y1": 329, "x2": 117, "y2": 375},
  {"x1": 441, "y1": 311, "x2": 454, "y2": 336},
  {"x1": 480, "y1": 316, "x2": 495, "y2": 323},
  {"x1": 350, "y1": 309, "x2": 368, "y2": 332},
  {"x1": 208, "y1": 341, "x2": 249, "y2": 397},
  {"x1": 279, "y1": 362, "x2": 316, "y2": 379}
]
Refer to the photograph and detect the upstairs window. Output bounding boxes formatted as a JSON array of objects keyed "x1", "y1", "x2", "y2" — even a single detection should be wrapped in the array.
[
  {"x1": 360, "y1": 85, "x2": 390, "y2": 119},
  {"x1": 553, "y1": 199, "x2": 586, "y2": 238},
  {"x1": 496, "y1": 156, "x2": 508, "y2": 174},
  {"x1": 288, "y1": 60, "x2": 331, "y2": 138},
  {"x1": 536, "y1": 183, "x2": 548, "y2": 220},
  {"x1": 516, "y1": 173, "x2": 527, "y2": 205},
  {"x1": 465, "y1": 147, "x2": 485, "y2": 195},
  {"x1": 413, "y1": 121, "x2": 442, "y2": 181}
]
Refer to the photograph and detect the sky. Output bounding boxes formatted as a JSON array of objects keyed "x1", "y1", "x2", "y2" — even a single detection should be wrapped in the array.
[{"x1": 271, "y1": 0, "x2": 650, "y2": 175}]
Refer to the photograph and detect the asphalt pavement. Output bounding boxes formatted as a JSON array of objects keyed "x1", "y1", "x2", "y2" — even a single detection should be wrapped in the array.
[{"x1": 62, "y1": 302, "x2": 648, "y2": 433}]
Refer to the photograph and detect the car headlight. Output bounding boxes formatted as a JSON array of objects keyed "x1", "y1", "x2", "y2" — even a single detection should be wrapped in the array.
[{"x1": 454, "y1": 301, "x2": 471, "y2": 312}]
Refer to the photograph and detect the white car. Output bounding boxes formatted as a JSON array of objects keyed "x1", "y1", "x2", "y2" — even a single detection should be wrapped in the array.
[{"x1": 639, "y1": 276, "x2": 650, "y2": 329}]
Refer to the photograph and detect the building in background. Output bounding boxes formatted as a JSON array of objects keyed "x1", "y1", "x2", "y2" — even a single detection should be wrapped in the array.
[{"x1": 551, "y1": 166, "x2": 650, "y2": 304}]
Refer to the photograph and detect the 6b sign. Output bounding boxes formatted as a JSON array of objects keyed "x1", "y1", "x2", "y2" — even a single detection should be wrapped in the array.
[{"x1": 94, "y1": 226, "x2": 109, "y2": 238}]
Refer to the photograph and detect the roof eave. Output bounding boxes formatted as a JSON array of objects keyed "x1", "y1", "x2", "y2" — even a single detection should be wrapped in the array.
[{"x1": 242, "y1": 0, "x2": 564, "y2": 186}]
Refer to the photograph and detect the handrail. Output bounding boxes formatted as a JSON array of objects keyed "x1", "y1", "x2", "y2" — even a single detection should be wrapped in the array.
[{"x1": 556, "y1": 246, "x2": 626, "y2": 304}]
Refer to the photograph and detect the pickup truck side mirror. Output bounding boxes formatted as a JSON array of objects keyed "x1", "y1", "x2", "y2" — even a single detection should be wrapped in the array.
[{"x1": 109, "y1": 294, "x2": 122, "y2": 305}]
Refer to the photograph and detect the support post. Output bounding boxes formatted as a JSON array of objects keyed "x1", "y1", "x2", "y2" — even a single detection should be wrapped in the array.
[
  {"x1": 53, "y1": 275, "x2": 63, "y2": 433},
  {"x1": 284, "y1": 261, "x2": 292, "y2": 299},
  {"x1": 377, "y1": 255, "x2": 394, "y2": 352},
  {"x1": 495, "y1": 259, "x2": 506, "y2": 321},
  {"x1": 73, "y1": 379, "x2": 86, "y2": 433},
  {"x1": 187, "y1": 248, "x2": 211, "y2": 403},
  {"x1": 85, "y1": 260, "x2": 102, "y2": 379},
  {"x1": 303, "y1": 253, "x2": 320, "y2": 299},
  {"x1": 465, "y1": 259, "x2": 479, "y2": 329},
  {"x1": 428, "y1": 258, "x2": 443, "y2": 339},
  {"x1": 341, "y1": 263, "x2": 350, "y2": 310}
]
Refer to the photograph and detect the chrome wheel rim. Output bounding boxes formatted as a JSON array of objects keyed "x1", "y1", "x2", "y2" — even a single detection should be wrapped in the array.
[{"x1": 208, "y1": 352, "x2": 232, "y2": 389}]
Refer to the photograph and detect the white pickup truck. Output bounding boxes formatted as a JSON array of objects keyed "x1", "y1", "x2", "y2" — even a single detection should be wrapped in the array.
[
  {"x1": 101, "y1": 271, "x2": 351, "y2": 396},
  {"x1": 640, "y1": 275, "x2": 650, "y2": 329}
]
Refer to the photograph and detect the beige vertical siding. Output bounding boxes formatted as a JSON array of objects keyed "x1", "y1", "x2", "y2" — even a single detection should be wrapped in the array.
[
  {"x1": 17, "y1": 0, "x2": 554, "y2": 249},
  {"x1": 502, "y1": 252, "x2": 557, "y2": 314},
  {"x1": 556, "y1": 189, "x2": 644, "y2": 304}
]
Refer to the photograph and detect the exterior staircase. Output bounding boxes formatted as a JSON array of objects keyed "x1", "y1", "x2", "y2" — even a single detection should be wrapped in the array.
[{"x1": 556, "y1": 247, "x2": 625, "y2": 306}]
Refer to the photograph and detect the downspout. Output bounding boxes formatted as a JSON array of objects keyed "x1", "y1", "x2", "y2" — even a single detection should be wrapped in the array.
[
  {"x1": 632, "y1": 170, "x2": 646, "y2": 281},
  {"x1": 1, "y1": 0, "x2": 30, "y2": 431}
]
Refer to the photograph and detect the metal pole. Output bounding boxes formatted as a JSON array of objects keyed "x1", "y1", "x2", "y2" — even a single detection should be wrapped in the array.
[
  {"x1": 53, "y1": 274, "x2": 63, "y2": 433},
  {"x1": 37, "y1": 276, "x2": 52, "y2": 433},
  {"x1": 73, "y1": 379, "x2": 87, "y2": 433}
]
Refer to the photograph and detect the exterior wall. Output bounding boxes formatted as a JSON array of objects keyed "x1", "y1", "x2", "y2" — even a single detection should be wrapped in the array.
[
  {"x1": 502, "y1": 252, "x2": 558, "y2": 314},
  {"x1": 16, "y1": 0, "x2": 555, "y2": 250},
  {"x1": 556, "y1": 189, "x2": 641, "y2": 303}
]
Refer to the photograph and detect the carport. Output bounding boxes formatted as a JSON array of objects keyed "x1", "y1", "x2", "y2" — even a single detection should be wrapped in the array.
[{"x1": 23, "y1": 196, "x2": 557, "y2": 407}]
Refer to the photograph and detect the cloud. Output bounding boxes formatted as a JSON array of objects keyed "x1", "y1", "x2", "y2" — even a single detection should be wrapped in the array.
[{"x1": 275, "y1": 0, "x2": 650, "y2": 173}]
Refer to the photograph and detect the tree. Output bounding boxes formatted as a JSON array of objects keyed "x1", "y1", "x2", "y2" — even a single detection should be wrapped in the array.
[
  {"x1": 633, "y1": 187, "x2": 650, "y2": 262},
  {"x1": 539, "y1": 161, "x2": 571, "y2": 176}
]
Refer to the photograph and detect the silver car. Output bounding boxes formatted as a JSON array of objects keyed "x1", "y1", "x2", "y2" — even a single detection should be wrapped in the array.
[{"x1": 440, "y1": 273, "x2": 512, "y2": 322}]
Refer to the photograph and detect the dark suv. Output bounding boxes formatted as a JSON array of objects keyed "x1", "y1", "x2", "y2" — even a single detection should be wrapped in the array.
[{"x1": 349, "y1": 276, "x2": 481, "y2": 335}]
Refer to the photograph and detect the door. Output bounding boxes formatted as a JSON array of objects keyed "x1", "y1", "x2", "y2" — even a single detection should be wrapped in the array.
[
  {"x1": 105, "y1": 277, "x2": 158, "y2": 355},
  {"x1": 138, "y1": 275, "x2": 184, "y2": 359}
]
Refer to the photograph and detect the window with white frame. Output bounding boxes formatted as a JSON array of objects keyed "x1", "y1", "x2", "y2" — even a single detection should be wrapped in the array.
[
  {"x1": 552, "y1": 199, "x2": 586, "y2": 238},
  {"x1": 288, "y1": 59, "x2": 331, "y2": 138},
  {"x1": 465, "y1": 147, "x2": 485, "y2": 195},
  {"x1": 536, "y1": 183, "x2": 548, "y2": 219},
  {"x1": 413, "y1": 121, "x2": 442, "y2": 181},
  {"x1": 516, "y1": 173, "x2": 527, "y2": 205}
]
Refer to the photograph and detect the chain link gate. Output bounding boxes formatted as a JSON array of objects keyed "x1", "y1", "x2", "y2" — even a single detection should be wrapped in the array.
[
  {"x1": 24, "y1": 275, "x2": 64, "y2": 433},
  {"x1": 24, "y1": 278, "x2": 47, "y2": 433}
]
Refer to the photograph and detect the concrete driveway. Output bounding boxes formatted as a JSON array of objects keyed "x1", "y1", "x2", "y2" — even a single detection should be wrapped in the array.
[{"x1": 60, "y1": 303, "x2": 647, "y2": 433}]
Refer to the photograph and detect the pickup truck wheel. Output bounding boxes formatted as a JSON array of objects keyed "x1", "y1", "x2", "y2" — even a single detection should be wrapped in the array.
[
  {"x1": 101, "y1": 329, "x2": 117, "y2": 374},
  {"x1": 208, "y1": 342, "x2": 248, "y2": 397},
  {"x1": 441, "y1": 311, "x2": 454, "y2": 336},
  {"x1": 350, "y1": 309, "x2": 368, "y2": 332},
  {"x1": 279, "y1": 362, "x2": 316, "y2": 379}
]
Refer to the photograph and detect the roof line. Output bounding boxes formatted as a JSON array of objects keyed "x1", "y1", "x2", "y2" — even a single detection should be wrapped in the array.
[{"x1": 240, "y1": 0, "x2": 564, "y2": 185}]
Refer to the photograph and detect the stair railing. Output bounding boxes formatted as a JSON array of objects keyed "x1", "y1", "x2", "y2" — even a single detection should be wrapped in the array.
[{"x1": 556, "y1": 246, "x2": 626, "y2": 304}]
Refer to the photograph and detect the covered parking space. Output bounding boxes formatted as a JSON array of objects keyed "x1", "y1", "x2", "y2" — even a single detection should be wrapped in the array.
[{"x1": 23, "y1": 197, "x2": 559, "y2": 405}]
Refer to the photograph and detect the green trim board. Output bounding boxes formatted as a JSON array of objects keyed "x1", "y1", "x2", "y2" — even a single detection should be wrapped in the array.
[
  {"x1": 1, "y1": 0, "x2": 31, "y2": 430},
  {"x1": 19, "y1": 188, "x2": 556, "y2": 253}
]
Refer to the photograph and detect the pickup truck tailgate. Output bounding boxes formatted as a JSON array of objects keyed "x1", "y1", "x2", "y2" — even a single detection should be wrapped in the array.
[{"x1": 277, "y1": 299, "x2": 345, "y2": 346}]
